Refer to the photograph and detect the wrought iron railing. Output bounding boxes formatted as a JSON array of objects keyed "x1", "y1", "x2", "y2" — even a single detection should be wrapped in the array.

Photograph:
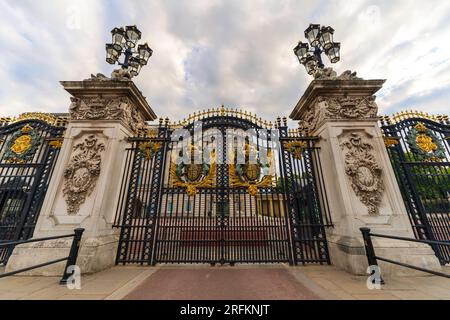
[
  {"x1": 0, "y1": 228, "x2": 84, "y2": 284},
  {"x1": 360, "y1": 227, "x2": 450, "y2": 284}
]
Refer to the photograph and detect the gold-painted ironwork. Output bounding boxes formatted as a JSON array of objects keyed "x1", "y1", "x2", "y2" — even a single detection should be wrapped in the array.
[
  {"x1": 229, "y1": 164, "x2": 273, "y2": 196},
  {"x1": 382, "y1": 110, "x2": 448, "y2": 125},
  {"x1": 170, "y1": 149, "x2": 217, "y2": 196},
  {"x1": 383, "y1": 137, "x2": 400, "y2": 148},
  {"x1": 1, "y1": 112, "x2": 69, "y2": 127},
  {"x1": 11, "y1": 135, "x2": 32, "y2": 154},
  {"x1": 136, "y1": 126, "x2": 159, "y2": 138},
  {"x1": 138, "y1": 140, "x2": 162, "y2": 160},
  {"x1": 415, "y1": 134, "x2": 437, "y2": 153},
  {"x1": 176, "y1": 106, "x2": 275, "y2": 129},
  {"x1": 284, "y1": 141, "x2": 307, "y2": 159},
  {"x1": 406, "y1": 122, "x2": 446, "y2": 162},
  {"x1": 413, "y1": 123, "x2": 439, "y2": 153},
  {"x1": 414, "y1": 123, "x2": 427, "y2": 133},
  {"x1": 48, "y1": 138, "x2": 64, "y2": 149},
  {"x1": 228, "y1": 144, "x2": 274, "y2": 196},
  {"x1": 3, "y1": 124, "x2": 41, "y2": 164}
]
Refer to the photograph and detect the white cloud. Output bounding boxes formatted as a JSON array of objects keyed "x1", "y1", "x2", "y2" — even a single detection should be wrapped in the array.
[{"x1": 0, "y1": 0, "x2": 449, "y2": 123}]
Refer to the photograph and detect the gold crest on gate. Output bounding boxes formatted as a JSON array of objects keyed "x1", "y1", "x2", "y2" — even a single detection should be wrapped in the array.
[
  {"x1": 243, "y1": 164, "x2": 260, "y2": 182},
  {"x1": 11, "y1": 134, "x2": 32, "y2": 154},
  {"x1": 185, "y1": 163, "x2": 203, "y2": 182}
]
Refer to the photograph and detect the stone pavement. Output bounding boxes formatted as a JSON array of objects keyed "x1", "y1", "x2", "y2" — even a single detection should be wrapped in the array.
[{"x1": 0, "y1": 264, "x2": 449, "y2": 300}]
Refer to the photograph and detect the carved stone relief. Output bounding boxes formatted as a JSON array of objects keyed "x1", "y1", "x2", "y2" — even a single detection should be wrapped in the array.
[
  {"x1": 298, "y1": 101, "x2": 323, "y2": 135},
  {"x1": 298, "y1": 95, "x2": 378, "y2": 135},
  {"x1": 322, "y1": 96, "x2": 378, "y2": 119},
  {"x1": 63, "y1": 134, "x2": 106, "y2": 215},
  {"x1": 69, "y1": 96, "x2": 146, "y2": 133},
  {"x1": 339, "y1": 132, "x2": 384, "y2": 215}
]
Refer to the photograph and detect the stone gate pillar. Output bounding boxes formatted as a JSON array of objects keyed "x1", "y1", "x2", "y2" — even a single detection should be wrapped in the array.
[
  {"x1": 6, "y1": 73, "x2": 157, "y2": 275},
  {"x1": 290, "y1": 70, "x2": 441, "y2": 275}
]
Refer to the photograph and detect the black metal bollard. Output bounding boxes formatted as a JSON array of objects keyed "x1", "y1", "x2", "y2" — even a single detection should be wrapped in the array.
[
  {"x1": 360, "y1": 227, "x2": 385, "y2": 285},
  {"x1": 60, "y1": 228, "x2": 85, "y2": 285}
]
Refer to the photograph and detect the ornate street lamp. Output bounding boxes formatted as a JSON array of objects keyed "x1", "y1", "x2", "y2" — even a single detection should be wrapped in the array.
[
  {"x1": 105, "y1": 25, "x2": 153, "y2": 78},
  {"x1": 293, "y1": 24, "x2": 341, "y2": 75}
]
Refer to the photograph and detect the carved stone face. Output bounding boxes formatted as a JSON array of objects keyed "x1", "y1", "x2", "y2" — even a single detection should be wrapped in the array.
[{"x1": 350, "y1": 135, "x2": 361, "y2": 147}]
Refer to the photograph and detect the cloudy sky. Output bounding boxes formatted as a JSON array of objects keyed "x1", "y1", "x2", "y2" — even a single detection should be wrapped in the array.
[{"x1": 0, "y1": 0, "x2": 449, "y2": 124}]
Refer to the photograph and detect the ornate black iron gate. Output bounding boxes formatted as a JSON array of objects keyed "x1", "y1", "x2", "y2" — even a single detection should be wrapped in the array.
[
  {"x1": 0, "y1": 114, "x2": 66, "y2": 264},
  {"x1": 115, "y1": 109, "x2": 331, "y2": 265},
  {"x1": 381, "y1": 112, "x2": 450, "y2": 264}
]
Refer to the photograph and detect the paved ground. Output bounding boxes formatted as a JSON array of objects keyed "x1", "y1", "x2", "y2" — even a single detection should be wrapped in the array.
[
  {"x1": 123, "y1": 266, "x2": 321, "y2": 300},
  {"x1": 0, "y1": 264, "x2": 449, "y2": 300}
]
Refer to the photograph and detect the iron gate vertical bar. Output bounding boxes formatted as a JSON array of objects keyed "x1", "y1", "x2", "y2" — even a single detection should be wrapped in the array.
[
  {"x1": 148, "y1": 123, "x2": 171, "y2": 265},
  {"x1": 116, "y1": 141, "x2": 141, "y2": 264},
  {"x1": 304, "y1": 141, "x2": 331, "y2": 264},
  {"x1": 277, "y1": 125, "x2": 296, "y2": 265}
]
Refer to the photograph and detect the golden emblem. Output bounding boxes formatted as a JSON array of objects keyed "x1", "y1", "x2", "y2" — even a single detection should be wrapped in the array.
[
  {"x1": 414, "y1": 123, "x2": 427, "y2": 132},
  {"x1": 11, "y1": 134, "x2": 32, "y2": 154},
  {"x1": 170, "y1": 148, "x2": 216, "y2": 196},
  {"x1": 229, "y1": 143, "x2": 274, "y2": 197},
  {"x1": 243, "y1": 164, "x2": 260, "y2": 182},
  {"x1": 406, "y1": 122, "x2": 446, "y2": 162},
  {"x1": 138, "y1": 141, "x2": 162, "y2": 160},
  {"x1": 185, "y1": 164, "x2": 203, "y2": 182},
  {"x1": 49, "y1": 139, "x2": 64, "y2": 149},
  {"x1": 284, "y1": 141, "x2": 307, "y2": 160},
  {"x1": 415, "y1": 134, "x2": 438, "y2": 153},
  {"x1": 383, "y1": 137, "x2": 399, "y2": 148}
]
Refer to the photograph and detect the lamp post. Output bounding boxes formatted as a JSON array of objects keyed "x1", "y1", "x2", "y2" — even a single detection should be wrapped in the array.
[
  {"x1": 105, "y1": 25, "x2": 153, "y2": 77},
  {"x1": 293, "y1": 24, "x2": 341, "y2": 75}
]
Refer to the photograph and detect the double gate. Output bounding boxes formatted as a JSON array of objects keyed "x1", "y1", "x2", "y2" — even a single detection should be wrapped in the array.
[
  {"x1": 115, "y1": 110, "x2": 332, "y2": 265},
  {"x1": 381, "y1": 112, "x2": 450, "y2": 264},
  {"x1": 0, "y1": 114, "x2": 66, "y2": 264}
]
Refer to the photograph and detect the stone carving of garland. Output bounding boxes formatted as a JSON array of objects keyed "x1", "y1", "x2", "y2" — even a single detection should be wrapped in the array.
[
  {"x1": 69, "y1": 96, "x2": 146, "y2": 134},
  {"x1": 63, "y1": 135, "x2": 105, "y2": 215},
  {"x1": 340, "y1": 133, "x2": 384, "y2": 215},
  {"x1": 299, "y1": 96, "x2": 378, "y2": 135}
]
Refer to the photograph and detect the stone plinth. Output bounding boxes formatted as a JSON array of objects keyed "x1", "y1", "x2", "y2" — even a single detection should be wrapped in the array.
[
  {"x1": 290, "y1": 74, "x2": 442, "y2": 276},
  {"x1": 6, "y1": 76, "x2": 156, "y2": 275}
]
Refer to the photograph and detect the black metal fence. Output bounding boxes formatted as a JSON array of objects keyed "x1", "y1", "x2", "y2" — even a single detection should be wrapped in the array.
[
  {"x1": 360, "y1": 227, "x2": 450, "y2": 282},
  {"x1": 0, "y1": 116, "x2": 67, "y2": 265},
  {"x1": 381, "y1": 113, "x2": 450, "y2": 264},
  {"x1": 114, "y1": 111, "x2": 332, "y2": 265},
  {"x1": 0, "y1": 228, "x2": 84, "y2": 284}
]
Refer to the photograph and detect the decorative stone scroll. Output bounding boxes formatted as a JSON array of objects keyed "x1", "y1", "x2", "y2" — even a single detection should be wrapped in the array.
[
  {"x1": 69, "y1": 96, "x2": 146, "y2": 133},
  {"x1": 322, "y1": 96, "x2": 378, "y2": 119},
  {"x1": 298, "y1": 95, "x2": 379, "y2": 135},
  {"x1": 340, "y1": 133, "x2": 384, "y2": 215},
  {"x1": 63, "y1": 135, "x2": 105, "y2": 215}
]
